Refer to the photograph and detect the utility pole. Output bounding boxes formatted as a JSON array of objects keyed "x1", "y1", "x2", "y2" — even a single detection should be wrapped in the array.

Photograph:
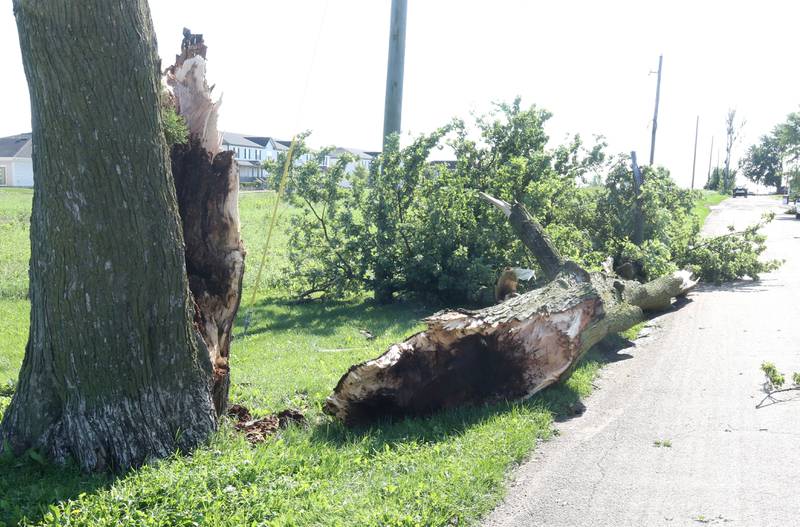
[
  {"x1": 649, "y1": 54, "x2": 663, "y2": 165},
  {"x1": 706, "y1": 136, "x2": 714, "y2": 186},
  {"x1": 382, "y1": 0, "x2": 408, "y2": 151},
  {"x1": 375, "y1": 0, "x2": 408, "y2": 304},
  {"x1": 690, "y1": 115, "x2": 699, "y2": 189}
]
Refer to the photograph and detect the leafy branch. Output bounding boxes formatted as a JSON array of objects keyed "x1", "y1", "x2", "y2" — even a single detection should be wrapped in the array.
[{"x1": 756, "y1": 362, "x2": 800, "y2": 408}]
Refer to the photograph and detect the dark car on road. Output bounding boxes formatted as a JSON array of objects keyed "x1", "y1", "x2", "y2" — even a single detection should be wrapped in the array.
[{"x1": 732, "y1": 187, "x2": 748, "y2": 198}]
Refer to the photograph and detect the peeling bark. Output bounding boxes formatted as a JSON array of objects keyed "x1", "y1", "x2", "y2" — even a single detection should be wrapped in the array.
[
  {"x1": 167, "y1": 33, "x2": 245, "y2": 416},
  {"x1": 325, "y1": 196, "x2": 696, "y2": 425}
]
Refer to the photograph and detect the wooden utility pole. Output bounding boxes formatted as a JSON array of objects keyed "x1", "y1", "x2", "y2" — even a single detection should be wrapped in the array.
[
  {"x1": 375, "y1": 0, "x2": 408, "y2": 304},
  {"x1": 706, "y1": 136, "x2": 714, "y2": 186},
  {"x1": 690, "y1": 115, "x2": 700, "y2": 189},
  {"x1": 649, "y1": 54, "x2": 663, "y2": 165},
  {"x1": 382, "y1": 0, "x2": 408, "y2": 151}
]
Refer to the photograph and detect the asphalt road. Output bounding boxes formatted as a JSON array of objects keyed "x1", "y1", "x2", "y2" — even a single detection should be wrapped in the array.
[{"x1": 484, "y1": 196, "x2": 800, "y2": 527}]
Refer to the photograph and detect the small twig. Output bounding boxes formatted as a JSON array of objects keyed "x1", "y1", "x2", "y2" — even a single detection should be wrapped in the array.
[
  {"x1": 316, "y1": 347, "x2": 369, "y2": 353},
  {"x1": 755, "y1": 387, "x2": 800, "y2": 409}
]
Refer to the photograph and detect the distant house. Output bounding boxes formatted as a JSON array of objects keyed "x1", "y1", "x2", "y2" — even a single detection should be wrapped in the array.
[
  {"x1": 0, "y1": 133, "x2": 33, "y2": 187},
  {"x1": 242, "y1": 135, "x2": 286, "y2": 163},
  {"x1": 222, "y1": 131, "x2": 377, "y2": 182},
  {"x1": 220, "y1": 132, "x2": 269, "y2": 182},
  {"x1": 323, "y1": 147, "x2": 374, "y2": 174}
]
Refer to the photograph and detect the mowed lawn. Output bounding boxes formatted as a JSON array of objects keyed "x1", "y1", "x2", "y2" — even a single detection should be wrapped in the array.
[{"x1": 2, "y1": 188, "x2": 631, "y2": 526}]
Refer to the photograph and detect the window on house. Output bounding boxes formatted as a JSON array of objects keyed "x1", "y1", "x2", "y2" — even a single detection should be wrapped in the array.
[{"x1": 0, "y1": 166, "x2": 6, "y2": 186}]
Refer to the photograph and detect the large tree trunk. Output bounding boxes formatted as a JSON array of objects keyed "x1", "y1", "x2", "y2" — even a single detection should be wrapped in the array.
[
  {"x1": 325, "y1": 196, "x2": 696, "y2": 425},
  {"x1": 0, "y1": 0, "x2": 216, "y2": 471},
  {"x1": 166, "y1": 35, "x2": 245, "y2": 416}
]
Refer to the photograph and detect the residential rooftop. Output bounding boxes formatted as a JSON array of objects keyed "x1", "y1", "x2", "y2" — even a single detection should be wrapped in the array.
[{"x1": 0, "y1": 133, "x2": 32, "y2": 158}]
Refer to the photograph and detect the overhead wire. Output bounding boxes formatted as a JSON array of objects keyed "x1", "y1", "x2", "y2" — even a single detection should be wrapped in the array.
[{"x1": 240, "y1": 0, "x2": 330, "y2": 345}]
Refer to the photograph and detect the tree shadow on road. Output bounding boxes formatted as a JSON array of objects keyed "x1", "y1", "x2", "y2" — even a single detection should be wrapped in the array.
[{"x1": 694, "y1": 280, "x2": 778, "y2": 294}]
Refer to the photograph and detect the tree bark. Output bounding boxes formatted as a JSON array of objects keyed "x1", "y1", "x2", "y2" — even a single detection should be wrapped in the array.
[
  {"x1": 166, "y1": 36, "x2": 245, "y2": 417},
  {"x1": 1, "y1": 0, "x2": 216, "y2": 471},
  {"x1": 325, "y1": 196, "x2": 696, "y2": 426}
]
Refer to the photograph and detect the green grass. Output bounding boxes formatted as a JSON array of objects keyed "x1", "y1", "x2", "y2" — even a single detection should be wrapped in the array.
[
  {"x1": 692, "y1": 190, "x2": 728, "y2": 227},
  {"x1": 0, "y1": 188, "x2": 620, "y2": 527},
  {"x1": 620, "y1": 321, "x2": 646, "y2": 341}
]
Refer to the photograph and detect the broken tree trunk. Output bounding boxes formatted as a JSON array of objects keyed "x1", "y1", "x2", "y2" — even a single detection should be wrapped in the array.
[
  {"x1": 324, "y1": 195, "x2": 695, "y2": 425},
  {"x1": 166, "y1": 31, "x2": 245, "y2": 416},
  {"x1": 1, "y1": 3, "x2": 219, "y2": 471}
]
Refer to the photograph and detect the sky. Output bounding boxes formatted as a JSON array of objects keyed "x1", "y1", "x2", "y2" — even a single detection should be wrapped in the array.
[{"x1": 1, "y1": 0, "x2": 798, "y2": 188}]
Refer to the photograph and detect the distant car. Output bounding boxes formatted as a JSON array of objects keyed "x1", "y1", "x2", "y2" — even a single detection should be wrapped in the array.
[{"x1": 732, "y1": 187, "x2": 748, "y2": 198}]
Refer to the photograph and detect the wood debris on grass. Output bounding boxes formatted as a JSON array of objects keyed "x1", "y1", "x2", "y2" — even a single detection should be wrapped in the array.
[{"x1": 227, "y1": 404, "x2": 305, "y2": 444}]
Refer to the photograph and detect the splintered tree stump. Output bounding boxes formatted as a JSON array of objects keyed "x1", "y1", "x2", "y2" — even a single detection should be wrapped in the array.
[
  {"x1": 324, "y1": 196, "x2": 696, "y2": 425},
  {"x1": 166, "y1": 32, "x2": 244, "y2": 416}
]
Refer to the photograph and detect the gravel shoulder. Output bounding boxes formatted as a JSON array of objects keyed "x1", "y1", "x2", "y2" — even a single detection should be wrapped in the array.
[{"x1": 484, "y1": 196, "x2": 800, "y2": 527}]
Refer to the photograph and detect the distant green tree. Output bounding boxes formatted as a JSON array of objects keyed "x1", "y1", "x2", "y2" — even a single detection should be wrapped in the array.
[
  {"x1": 723, "y1": 109, "x2": 743, "y2": 192},
  {"x1": 739, "y1": 134, "x2": 783, "y2": 190},
  {"x1": 775, "y1": 112, "x2": 800, "y2": 162},
  {"x1": 787, "y1": 167, "x2": 800, "y2": 197},
  {"x1": 705, "y1": 167, "x2": 724, "y2": 191}
]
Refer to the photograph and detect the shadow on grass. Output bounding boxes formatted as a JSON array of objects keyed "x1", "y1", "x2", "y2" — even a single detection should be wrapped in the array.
[
  {"x1": 0, "y1": 454, "x2": 113, "y2": 526},
  {"x1": 308, "y1": 332, "x2": 636, "y2": 451},
  {"x1": 235, "y1": 295, "x2": 438, "y2": 340}
]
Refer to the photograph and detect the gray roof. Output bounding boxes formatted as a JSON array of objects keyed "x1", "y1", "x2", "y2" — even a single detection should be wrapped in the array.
[
  {"x1": 248, "y1": 136, "x2": 291, "y2": 151},
  {"x1": 243, "y1": 136, "x2": 272, "y2": 148},
  {"x1": 221, "y1": 132, "x2": 264, "y2": 149},
  {"x1": 0, "y1": 133, "x2": 32, "y2": 158}
]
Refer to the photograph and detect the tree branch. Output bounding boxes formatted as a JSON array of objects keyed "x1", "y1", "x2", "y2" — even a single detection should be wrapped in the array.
[{"x1": 479, "y1": 192, "x2": 564, "y2": 281}]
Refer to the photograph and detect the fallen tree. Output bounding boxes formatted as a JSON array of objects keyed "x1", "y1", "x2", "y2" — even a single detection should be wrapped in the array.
[{"x1": 325, "y1": 193, "x2": 696, "y2": 425}]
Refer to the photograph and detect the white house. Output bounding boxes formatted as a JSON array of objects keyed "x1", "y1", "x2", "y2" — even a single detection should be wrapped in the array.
[
  {"x1": 221, "y1": 131, "x2": 377, "y2": 183},
  {"x1": 323, "y1": 147, "x2": 374, "y2": 174},
  {"x1": 0, "y1": 133, "x2": 34, "y2": 187},
  {"x1": 220, "y1": 132, "x2": 268, "y2": 182}
]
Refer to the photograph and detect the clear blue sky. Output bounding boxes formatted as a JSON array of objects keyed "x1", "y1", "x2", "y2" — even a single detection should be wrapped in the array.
[{"x1": 1, "y1": 0, "x2": 798, "y2": 187}]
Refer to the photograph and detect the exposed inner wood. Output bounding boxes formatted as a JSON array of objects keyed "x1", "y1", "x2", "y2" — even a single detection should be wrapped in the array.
[{"x1": 166, "y1": 32, "x2": 245, "y2": 416}]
